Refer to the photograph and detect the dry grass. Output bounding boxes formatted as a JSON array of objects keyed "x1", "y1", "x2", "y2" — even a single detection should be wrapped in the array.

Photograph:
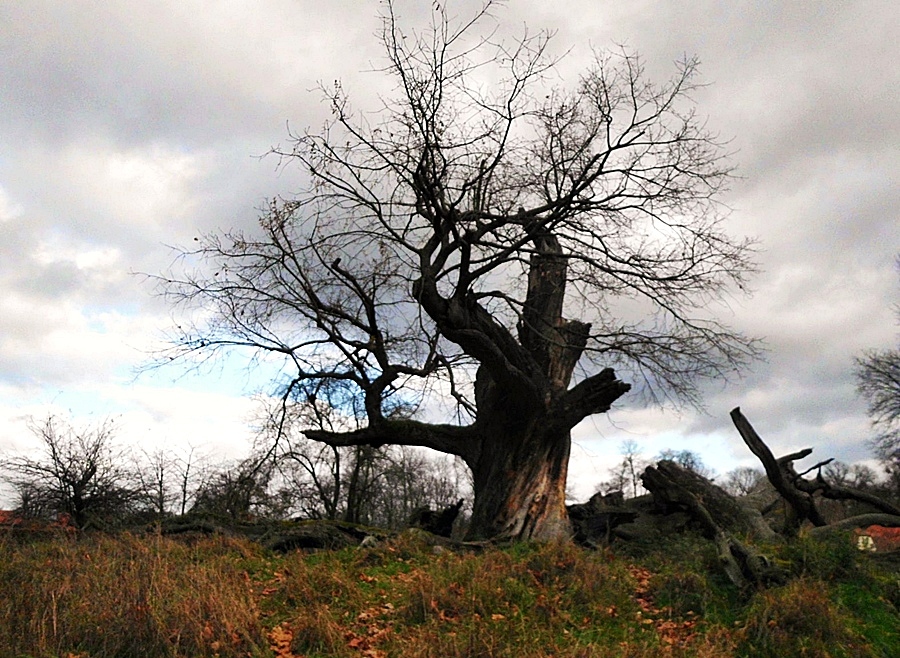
[
  {"x1": 0, "y1": 528, "x2": 896, "y2": 657},
  {"x1": 0, "y1": 532, "x2": 267, "y2": 657},
  {"x1": 736, "y1": 579, "x2": 870, "y2": 658}
]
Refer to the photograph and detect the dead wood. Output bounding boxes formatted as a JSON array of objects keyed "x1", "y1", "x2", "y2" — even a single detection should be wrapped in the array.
[
  {"x1": 731, "y1": 407, "x2": 900, "y2": 535},
  {"x1": 640, "y1": 461, "x2": 782, "y2": 588},
  {"x1": 807, "y1": 513, "x2": 900, "y2": 536},
  {"x1": 730, "y1": 408, "x2": 826, "y2": 534},
  {"x1": 641, "y1": 460, "x2": 778, "y2": 541},
  {"x1": 810, "y1": 478, "x2": 900, "y2": 516}
]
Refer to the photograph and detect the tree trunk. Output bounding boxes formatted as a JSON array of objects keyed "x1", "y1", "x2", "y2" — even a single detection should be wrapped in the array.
[
  {"x1": 343, "y1": 445, "x2": 375, "y2": 525},
  {"x1": 467, "y1": 420, "x2": 572, "y2": 541}
]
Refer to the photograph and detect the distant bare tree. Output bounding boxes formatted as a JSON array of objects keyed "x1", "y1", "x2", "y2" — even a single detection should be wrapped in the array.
[
  {"x1": 260, "y1": 392, "x2": 468, "y2": 525},
  {"x1": 606, "y1": 440, "x2": 648, "y2": 499},
  {"x1": 134, "y1": 448, "x2": 174, "y2": 517},
  {"x1": 173, "y1": 446, "x2": 195, "y2": 516},
  {"x1": 656, "y1": 449, "x2": 715, "y2": 479},
  {"x1": 855, "y1": 257, "x2": 900, "y2": 486},
  {"x1": 721, "y1": 466, "x2": 764, "y2": 496},
  {"x1": 190, "y1": 457, "x2": 280, "y2": 521},
  {"x1": 823, "y1": 461, "x2": 878, "y2": 491},
  {"x1": 361, "y1": 445, "x2": 470, "y2": 529},
  {"x1": 856, "y1": 347, "x2": 900, "y2": 463},
  {"x1": 1, "y1": 416, "x2": 140, "y2": 528}
]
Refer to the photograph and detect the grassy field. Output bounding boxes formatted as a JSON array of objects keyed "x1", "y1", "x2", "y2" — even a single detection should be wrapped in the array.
[{"x1": 0, "y1": 527, "x2": 897, "y2": 657}]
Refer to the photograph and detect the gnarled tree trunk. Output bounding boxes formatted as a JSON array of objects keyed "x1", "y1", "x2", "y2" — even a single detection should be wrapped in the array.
[{"x1": 467, "y1": 418, "x2": 573, "y2": 541}]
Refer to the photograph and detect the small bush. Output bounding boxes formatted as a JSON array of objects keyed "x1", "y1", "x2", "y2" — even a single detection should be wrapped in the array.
[
  {"x1": 779, "y1": 531, "x2": 860, "y2": 581},
  {"x1": 737, "y1": 579, "x2": 871, "y2": 657}
]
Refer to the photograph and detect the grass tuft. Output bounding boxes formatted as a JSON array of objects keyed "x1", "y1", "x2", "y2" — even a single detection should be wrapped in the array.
[{"x1": 737, "y1": 578, "x2": 871, "y2": 657}]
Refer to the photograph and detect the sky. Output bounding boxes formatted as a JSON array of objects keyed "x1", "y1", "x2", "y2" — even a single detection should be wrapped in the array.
[{"x1": 1, "y1": 0, "x2": 898, "y2": 503}]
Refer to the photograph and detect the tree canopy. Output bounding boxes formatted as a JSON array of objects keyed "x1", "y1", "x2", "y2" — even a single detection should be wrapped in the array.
[
  {"x1": 157, "y1": 1, "x2": 759, "y2": 540},
  {"x1": 855, "y1": 257, "x2": 900, "y2": 473}
]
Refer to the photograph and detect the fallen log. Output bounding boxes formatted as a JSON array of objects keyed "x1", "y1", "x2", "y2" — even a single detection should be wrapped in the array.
[
  {"x1": 567, "y1": 491, "x2": 639, "y2": 546},
  {"x1": 641, "y1": 460, "x2": 778, "y2": 541},
  {"x1": 807, "y1": 513, "x2": 900, "y2": 537},
  {"x1": 640, "y1": 461, "x2": 782, "y2": 588}
]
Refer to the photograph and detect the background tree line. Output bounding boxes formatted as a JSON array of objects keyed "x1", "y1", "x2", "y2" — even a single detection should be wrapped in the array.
[{"x1": 0, "y1": 412, "x2": 469, "y2": 531}]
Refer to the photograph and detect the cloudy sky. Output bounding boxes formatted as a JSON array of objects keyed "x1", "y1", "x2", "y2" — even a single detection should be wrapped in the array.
[{"x1": 1, "y1": 0, "x2": 897, "y2": 502}]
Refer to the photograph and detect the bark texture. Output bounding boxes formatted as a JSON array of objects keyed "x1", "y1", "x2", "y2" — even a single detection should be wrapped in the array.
[
  {"x1": 642, "y1": 460, "x2": 778, "y2": 541},
  {"x1": 641, "y1": 460, "x2": 782, "y2": 588},
  {"x1": 467, "y1": 421, "x2": 573, "y2": 541}
]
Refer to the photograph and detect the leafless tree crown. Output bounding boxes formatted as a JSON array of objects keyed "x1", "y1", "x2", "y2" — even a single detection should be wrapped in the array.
[{"x1": 154, "y1": 1, "x2": 760, "y2": 451}]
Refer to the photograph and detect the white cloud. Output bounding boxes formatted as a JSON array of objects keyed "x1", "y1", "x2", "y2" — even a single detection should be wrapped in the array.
[
  {"x1": 102, "y1": 383, "x2": 260, "y2": 458},
  {"x1": 0, "y1": 379, "x2": 260, "y2": 508},
  {"x1": 0, "y1": 187, "x2": 23, "y2": 223}
]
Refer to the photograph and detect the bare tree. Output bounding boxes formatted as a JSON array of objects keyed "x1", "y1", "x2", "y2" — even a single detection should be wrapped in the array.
[
  {"x1": 262, "y1": 393, "x2": 469, "y2": 525},
  {"x1": 278, "y1": 440, "x2": 344, "y2": 520},
  {"x1": 190, "y1": 457, "x2": 278, "y2": 522},
  {"x1": 134, "y1": 448, "x2": 174, "y2": 517},
  {"x1": 358, "y1": 445, "x2": 470, "y2": 529},
  {"x1": 257, "y1": 391, "x2": 346, "y2": 520},
  {"x1": 155, "y1": 2, "x2": 759, "y2": 540},
  {"x1": 856, "y1": 347, "x2": 900, "y2": 466},
  {"x1": 721, "y1": 466, "x2": 764, "y2": 496},
  {"x1": 605, "y1": 440, "x2": 648, "y2": 499},
  {"x1": 855, "y1": 257, "x2": 900, "y2": 489},
  {"x1": 1, "y1": 416, "x2": 140, "y2": 529},
  {"x1": 857, "y1": 347, "x2": 900, "y2": 455},
  {"x1": 656, "y1": 449, "x2": 715, "y2": 479},
  {"x1": 174, "y1": 446, "x2": 204, "y2": 516}
]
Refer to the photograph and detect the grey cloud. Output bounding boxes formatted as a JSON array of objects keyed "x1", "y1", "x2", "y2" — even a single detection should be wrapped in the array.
[{"x1": 0, "y1": 0, "x2": 380, "y2": 149}]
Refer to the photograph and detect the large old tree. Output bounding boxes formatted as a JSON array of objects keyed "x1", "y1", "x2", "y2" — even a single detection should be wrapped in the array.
[{"x1": 158, "y1": 2, "x2": 759, "y2": 541}]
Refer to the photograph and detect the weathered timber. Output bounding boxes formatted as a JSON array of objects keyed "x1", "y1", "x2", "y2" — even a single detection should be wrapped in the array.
[
  {"x1": 731, "y1": 407, "x2": 900, "y2": 535},
  {"x1": 807, "y1": 513, "x2": 900, "y2": 537},
  {"x1": 730, "y1": 407, "x2": 828, "y2": 534},
  {"x1": 640, "y1": 460, "x2": 782, "y2": 588},
  {"x1": 641, "y1": 460, "x2": 778, "y2": 541},
  {"x1": 567, "y1": 491, "x2": 639, "y2": 545},
  {"x1": 264, "y1": 522, "x2": 362, "y2": 552}
]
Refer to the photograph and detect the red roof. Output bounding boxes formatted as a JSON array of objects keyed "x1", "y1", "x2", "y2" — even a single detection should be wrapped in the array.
[{"x1": 855, "y1": 525, "x2": 900, "y2": 553}]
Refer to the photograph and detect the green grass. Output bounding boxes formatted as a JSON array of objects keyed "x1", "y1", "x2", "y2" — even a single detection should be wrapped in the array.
[{"x1": 0, "y1": 528, "x2": 896, "y2": 657}]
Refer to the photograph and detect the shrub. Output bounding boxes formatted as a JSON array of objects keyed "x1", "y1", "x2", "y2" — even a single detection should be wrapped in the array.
[{"x1": 737, "y1": 579, "x2": 871, "y2": 657}]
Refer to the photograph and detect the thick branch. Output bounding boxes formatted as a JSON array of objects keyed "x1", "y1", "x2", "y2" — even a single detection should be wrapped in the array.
[
  {"x1": 519, "y1": 231, "x2": 568, "y2": 375},
  {"x1": 413, "y1": 275, "x2": 542, "y2": 401},
  {"x1": 812, "y1": 476, "x2": 900, "y2": 516},
  {"x1": 808, "y1": 513, "x2": 900, "y2": 536},
  {"x1": 731, "y1": 407, "x2": 900, "y2": 531},
  {"x1": 730, "y1": 407, "x2": 827, "y2": 532},
  {"x1": 304, "y1": 418, "x2": 478, "y2": 464},
  {"x1": 552, "y1": 367, "x2": 631, "y2": 428}
]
